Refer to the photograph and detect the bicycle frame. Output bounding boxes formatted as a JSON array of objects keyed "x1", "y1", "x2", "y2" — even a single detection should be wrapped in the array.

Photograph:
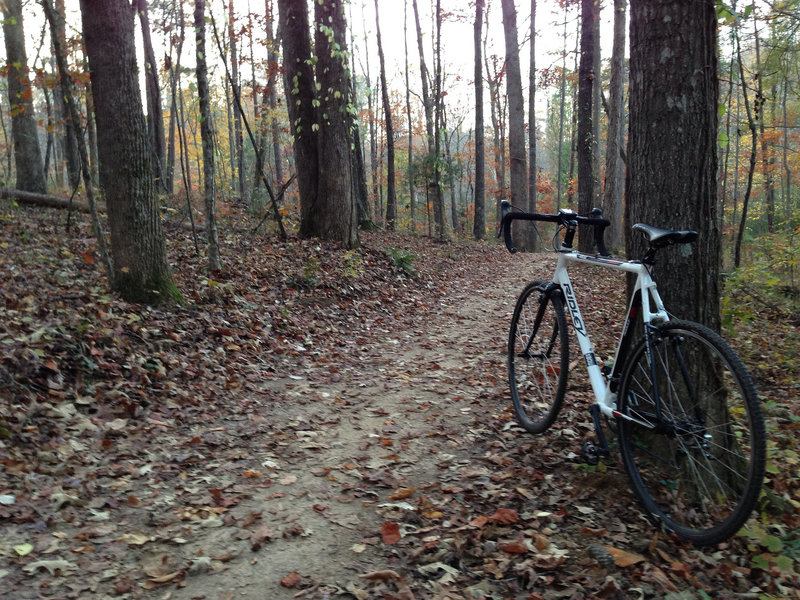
[{"x1": 550, "y1": 248, "x2": 669, "y2": 420}]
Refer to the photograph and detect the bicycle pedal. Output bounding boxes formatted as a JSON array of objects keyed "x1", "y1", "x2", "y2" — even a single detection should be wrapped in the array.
[{"x1": 580, "y1": 438, "x2": 601, "y2": 465}]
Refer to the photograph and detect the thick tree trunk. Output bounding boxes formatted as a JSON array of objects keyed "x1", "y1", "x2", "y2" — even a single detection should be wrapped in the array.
[
  {"x1": 602, "y1": 0, "x2": 626, "y2": 252},
  {"x1": 473, "y1": 0, "x2": 485, "y2": 240},
  {"x1": 3, "y1": 0, "x2": 46, "y2": 194},
  {"x1": 374, "y1": 0, "x2": 396, "y2": 230},
  {"x1": 626, "y1": 0, "x2": 720, "y2": 329},
  {"x1": 80, "y1": 0, "x2": 181, "y2": 305},
  {"x1": 195, "y1": 0, "x2": 220, "y2": 271},
  {"x1": 278, "y1": 0, "x2": 318, "y2": 231},
  {"x1": 313, "y1": 0, "x2": 358, "y2": 247}
]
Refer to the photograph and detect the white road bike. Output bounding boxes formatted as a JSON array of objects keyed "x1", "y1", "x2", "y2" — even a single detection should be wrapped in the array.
[{"x1": 500, "y1": 200, "x2": 766, "y2": 546}]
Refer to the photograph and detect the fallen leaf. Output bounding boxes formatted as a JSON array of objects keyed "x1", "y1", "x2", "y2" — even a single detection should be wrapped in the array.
[
  {"x1": 250, "y1": 525, "x2": 275, "y2": 551},
  {"x1": 22, "y1": 559, "x2": 76, "y2": 575},
  {"x1": 359, "y1": 569, "x2": 402, "y2": 581},
  {"x1": 389, "y1": 486, "x2": 417, "y2": 500},
  {"x1": 488, "y1": 508, "x2": 519, "y2": 524},
  {"x1": 602, "y1": 545, "x2": 647, "y2": 567},
  {"x1": 381, "y1": 521, "x2": 401, "y2": 545},
  {"x1": 280, "y1": 571, "x2": 301, "y2": 588},
  {"x1": 13, "y1": 543, "x2": 34, "y2": 556},
  {"x1": 469, "y1": 515, "x2": 489, "y2": 528},
  {"x1": 498, "y1": 539, "x2": 529, "y2": 554}
]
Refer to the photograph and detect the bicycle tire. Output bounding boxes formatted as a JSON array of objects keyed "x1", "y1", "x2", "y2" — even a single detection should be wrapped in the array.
[
  {"x1": 508, "y1": 280, "x2": 570, "y2": 434},
  {"x1": 617, "y1": 320, "x2": 766, "y2": 545}
]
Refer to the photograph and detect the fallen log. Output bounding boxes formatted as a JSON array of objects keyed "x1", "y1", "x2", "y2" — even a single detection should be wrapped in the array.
[
  {"x1": 0, "y1": 187, "x2": 206, "y2": 232},
  {"x1": 0, "y1": 187, "x2": 92, "y2": 212}
]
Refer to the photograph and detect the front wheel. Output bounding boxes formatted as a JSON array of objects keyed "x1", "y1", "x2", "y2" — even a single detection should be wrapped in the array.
[
  {"x1": 617, "y1": 320, "x2": 766, "y2": 545},
  {"x1": 508, "y1": 280, "x2": 569, "y2": 434}
]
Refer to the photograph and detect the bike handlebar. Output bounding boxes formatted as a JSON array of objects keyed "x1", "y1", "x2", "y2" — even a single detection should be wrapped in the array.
[{"x1": 500, "y1": 200, "x2": 611, "y2": 256}]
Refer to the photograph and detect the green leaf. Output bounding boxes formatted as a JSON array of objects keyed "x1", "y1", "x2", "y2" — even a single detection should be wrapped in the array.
[
  {"x1": 14, "y1": 543, "x2": 34, "y2": 557},
  {"x1": 718, "y1": 131, "x2": 729, "y2": 148}
]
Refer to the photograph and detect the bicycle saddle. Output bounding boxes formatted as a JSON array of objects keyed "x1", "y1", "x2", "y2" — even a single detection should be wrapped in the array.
[{"x1": 632, "y1": 223, "x2": 698, "y2": 248}]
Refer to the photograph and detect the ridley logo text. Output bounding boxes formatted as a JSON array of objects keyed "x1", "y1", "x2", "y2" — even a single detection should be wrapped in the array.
[{"x1": 562, "y1": 283, "x2": 586, "y2": 336}]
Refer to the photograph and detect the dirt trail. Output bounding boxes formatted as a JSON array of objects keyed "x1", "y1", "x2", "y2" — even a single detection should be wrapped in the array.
[{"x1": 137, "y1": 248, "x2": 523, "y2": 599}]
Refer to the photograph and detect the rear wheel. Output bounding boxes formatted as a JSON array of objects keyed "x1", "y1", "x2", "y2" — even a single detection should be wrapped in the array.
[
  {"x1": 617, "y1": 320, "x2": 766, "y2": 545},
  {"x1": 508, "y1": 280, "x2": 569, "y2": 434}
]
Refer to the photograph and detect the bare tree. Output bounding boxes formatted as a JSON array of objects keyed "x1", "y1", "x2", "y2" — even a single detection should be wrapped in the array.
[
  {"x1": 473, "y1": 0, "x2": 486, "y2": 240},
  {"x1": 137, "y1": 0, "x2": 167, "y2": 193},
  {"x1": 374, "y1": 0, "x2": 396, "y2": 230},
  {"x1": 195, "y1": 0, "x2": 221, "y2": 271},
  {"x1": 602, "y1": 0, "x2": 626, "y2": 252},
  {"x1": 3, "y1": 0, "x2": 47, "y2": 193}
]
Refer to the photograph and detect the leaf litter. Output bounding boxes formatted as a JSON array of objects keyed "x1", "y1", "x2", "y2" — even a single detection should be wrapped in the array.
[{"x1": 0, "y1": 200, "x2": 799, "y2": 599}]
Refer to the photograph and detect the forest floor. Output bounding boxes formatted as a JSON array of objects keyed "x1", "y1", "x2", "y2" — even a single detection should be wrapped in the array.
[{"x1": 1, "y1": 200, "x2": 799, "y2": 600}]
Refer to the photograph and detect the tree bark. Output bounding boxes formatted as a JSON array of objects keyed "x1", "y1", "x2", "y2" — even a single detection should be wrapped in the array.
[
  {"x1": 473, "y1": 0, "x2": 485, "y2": 240},
  {"x1": 577, "y1": 0, "x2": 596, "y2": 252},
  {"x1": 626, "y1": 0, "x2": 720, "y2": 329},
  {"x1": 3, "y1": 0, "x2": 47, "y2": 194},
  {"x1": 501, "y1": 0, "x2": 528, "y2": 234},
  {"x1": 527, "y1": 0, "x2": 537, "y2": 228},
  {"x1": 80, "y1": 0, "x2": 181, "y2": 305},
  {"x1": 195, "y1": 0, "x2": 221, "y2": 271},
  {"x1": 54, "y1": 0, "x2": 80, "y2": 191}
]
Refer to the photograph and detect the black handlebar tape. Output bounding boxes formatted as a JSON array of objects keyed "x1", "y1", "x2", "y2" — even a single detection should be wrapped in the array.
[{"x1": 500, "y1": 201, "x2": 516, "y2": 253}]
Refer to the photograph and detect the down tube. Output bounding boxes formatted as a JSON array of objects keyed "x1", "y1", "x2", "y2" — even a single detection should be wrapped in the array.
[{"x1": 559, "y1": 280, "x2": 608, "y2": 403}]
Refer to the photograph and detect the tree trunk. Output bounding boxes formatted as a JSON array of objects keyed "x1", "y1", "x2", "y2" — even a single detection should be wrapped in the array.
[
  {"x1": 405, "y1": 0, "x2": 416, "y2": 231},
  {"x1": 374, "y1": 0, "x2": 396, "y2": 230},
  {"x1": 278, "y1": 0, "x2": 318, "y2": 227},
  {"x1": 626, "y1": 0, "x2": 720, "y2": 329},
  {"x1": 556, "y1": 14, "x2": 568, "y2": 209},
  {"x1": 734, "y1": 28, "x2": 757, "y2": 270},
  {"x1": 80, "y1": 0, "x2": 181, "y2": 305},
  {"x1": 137, "y1": 0, "x2": 167, "y2": 194},
  {"x1": 266, "y1": 0, "x2": 283, "y2": 187},
  {"x1": 229, "y1": 0, "x2": 245, "y2": 198},
  {"x1": 195, "y1": 0, "x2": 221, "y2": 272},
  {"x1": 501, "y1": 0, "x2": 528, "y2": 247},
  {"x1": 591, "y1": 0, "x2": 602, "y2": 207},
  {"x1": 527, "y1": 0, "x2": 537, "y2": 233},
  {"x1": 473, "y1": 0, "x2": 485, "y2": 240},
  {"x1": 54, "y1": 0, "x2": 80, "y2": 191},
  {"x1": 313, "y1": 0, "x2": 358, "y2": 247},
  {"x1": 3, "y1": 0, "x2": 46, "y2": 194},
  {"x1": 577, "y1": 0, "x2": 596, "y2": 252},
  {"x1": 432, "y1": 0, "x2": 446, "y2": 240},
  {"x1": 602, "y1": 0, "x2": 626, "y2": 252}
]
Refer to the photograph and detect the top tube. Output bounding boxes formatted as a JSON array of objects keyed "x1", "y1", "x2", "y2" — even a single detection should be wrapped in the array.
[{"x1": 500, "y1": 200, "x2": 611, "y2": 257}]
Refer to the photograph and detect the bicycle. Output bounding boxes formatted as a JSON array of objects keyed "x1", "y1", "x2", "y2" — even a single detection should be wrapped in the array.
[{"x1": 499, "y1": 200, "x2": 766, "y2": 546}]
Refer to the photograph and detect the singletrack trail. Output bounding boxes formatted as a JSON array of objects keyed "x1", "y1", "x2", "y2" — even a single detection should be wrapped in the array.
[{"x1": 151, "y1": 243, "x2": 527, "y2": 599}]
